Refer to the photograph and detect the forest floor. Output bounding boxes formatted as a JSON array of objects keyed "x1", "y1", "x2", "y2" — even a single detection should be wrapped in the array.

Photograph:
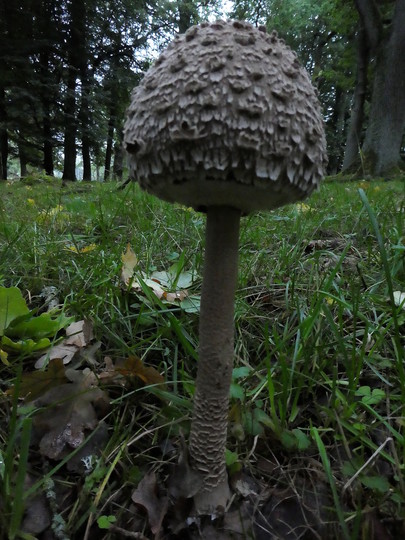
[{"x1": 0, "y1": 174, "x2": 404, "y2": 539}]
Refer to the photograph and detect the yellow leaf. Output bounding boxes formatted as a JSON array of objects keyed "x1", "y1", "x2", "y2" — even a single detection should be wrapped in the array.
[
  {"x1": 121, "y1": 244, "x2": 138, "y2": 285},
  {"x1": 66, "y1": 243, "x2": 97, "y2": 253},
  {"x1": 0, "y1": 348, "x2": 9, "y2": 365},
  {"x1": 295, "y1": 203, "x2": 310, "y2": 213}
]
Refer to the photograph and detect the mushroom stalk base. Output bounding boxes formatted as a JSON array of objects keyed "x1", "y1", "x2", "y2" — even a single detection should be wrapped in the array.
[{"x1": 189, "y1": 205, "x2": 241, "y2": 515}]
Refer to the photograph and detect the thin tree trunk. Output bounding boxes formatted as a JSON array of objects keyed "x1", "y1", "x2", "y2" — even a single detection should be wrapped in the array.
[
  {"x1": 62, "y1": 65, "x2": 77, "y2": 182},
  {"x1": 329, "y1": 87, "x2": 348, "y2": 174},
  {"x1": 43, "y1": 116, "x2": 54, "y2": 176},
  {"x1": 63, "y1": 0, "x2": 86, "y2": 182},
  {"x1": 104, "y1": 112, "x2": 115, "y2": 181},
  {"x1": 342, "y1": 10, "x2": 372, "y2": 170},
  {"x1": 40, "y1": 50, "x2": 54, "y2": 175},
  {"x1": 113, "y1": 131, "x2": 124, "y2": 180},
  {"x1": 80, "y1": 77, "x2": 92, "y2": 181},
  {"x1": 19, "y1": 146, "x2": 28, "y2": 177},
  {"x1": 0, "y1": 86, "x2": 7, "y2": 180}
]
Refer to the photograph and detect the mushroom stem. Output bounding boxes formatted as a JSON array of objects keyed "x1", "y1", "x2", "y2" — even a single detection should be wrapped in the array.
[{"x1": 189, "y1": 205, "x2": 241, "y2": 514}]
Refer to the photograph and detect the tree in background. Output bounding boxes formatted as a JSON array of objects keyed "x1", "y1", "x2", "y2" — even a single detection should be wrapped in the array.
[
  {"x1": 0, "y1": 0, "x2": 402, "y2": 180},
  {"x1": 0, "y1": 0, "x2": 223, "y2": 180},
  {"x1": 232, "y1": 0, "x2": 357, "y2": 174},
  {"x1": 343, "y1": 0, "x2": 405, "y2": 176}
]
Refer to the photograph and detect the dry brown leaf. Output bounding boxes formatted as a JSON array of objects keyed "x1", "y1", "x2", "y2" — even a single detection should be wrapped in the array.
[
  {"x1": 168, "y1": 435, "x2": 202, "y2": 500},
  {"x1": 132, "y1": 471, "x2": 168, "y2": 537},
  {"x1": 35, "y1": 319, "x2": 94, "y2": 368},
  {"x1": 65, "y1": 319, "x2": 93, "y2": 347},
  {"x1": 116, "y1": 356, "x2": 165, "y2": 387},
  {"x1": 21, "y1": 474, "x2": 51, "y2": 536},
  {"x1": 27, "y1": 367, "x2": 110, "y2": 463},
  {"x1": 6, "y1": 358, "x2": 68, "y2": 401},
  {"x1": 35, "y1": 343, "x2": 77, "y2": 368},
  {"x1": 164, "y1": 290, "x2": 188, "y2": 302}
]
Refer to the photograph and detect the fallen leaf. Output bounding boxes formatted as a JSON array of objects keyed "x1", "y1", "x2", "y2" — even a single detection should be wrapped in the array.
[
  {"x1": 35, "y1": 344, "x2": 77, "y2": 368},
  {"x1": 21, "y1": 474, "x2": 51, "y2": 535},
  {"x1": 132, "y1": 471, "x2": 168, "y2": 536},
  {"x1": 30, "y1": 371, "x2": 110, "y2": 462},
  {"x1": 116, "y1": 356, "x2": 165, "y2": 387},
  {"x1": 393, "y1": 291, "x2": 405, "y2": 309},
  {"x1": 120, "y1": 246, "x2": 197, "y2": 309},
  {"x1": 7, "y1": 358, "x2": 68, "y2": 401},
  {"x1": 121, "y1": 244, "x2": 138, "y2": 285},
  {"x1": 35, "y1": 319, "x2": 94, "y2": 368},
  {"x1": 65, "y1": 319, "x2": 93, "y2": 347},
  {"x1": 168, "y1": 435, "x2": 202, "y2": 500}
]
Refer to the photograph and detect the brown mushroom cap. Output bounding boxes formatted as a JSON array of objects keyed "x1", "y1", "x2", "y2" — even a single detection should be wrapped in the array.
[{"x1": 124, "y1": 20, "x2": 327, "y2": 214}]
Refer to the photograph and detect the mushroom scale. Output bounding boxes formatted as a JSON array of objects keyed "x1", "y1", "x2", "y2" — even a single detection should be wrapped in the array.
[{"x1": 124, "y1": 19, "x2": 327, "y2": 214}]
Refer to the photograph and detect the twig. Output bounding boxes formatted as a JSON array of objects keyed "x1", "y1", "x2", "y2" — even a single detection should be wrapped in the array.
[{"x1": 342, "y1": 436, "x2": 392, "y2": 493}]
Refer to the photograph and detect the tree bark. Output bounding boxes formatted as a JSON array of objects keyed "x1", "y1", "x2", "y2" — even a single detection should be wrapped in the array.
[
  {"x1": 104, "y1": 110, "x2": 115, "y2": 181},
  {"x1": 329, "y1": 87, "x2": 348, "y2": 174},
  {"x1": 19, "y1": 144, "x2": 27, "y2": 177},
  {"x1": 342, "y1": 0, "x2": 379, "y2": 170},
  {"x1": 343, "y1": 0, "x2": 405, "y2": 175},
  {"x1": 62, "y1": 64, "x2": 77, "y2": 182},
  {"x1": 0, "y1": 86, "x2": 7, "y2": 180},
  {"x1": 177, "y1": 0, "x2": 198, "y2": 33},
  {"x1": 189, "y1": 206, "x2": 241, "y2": 514},
  {"x1": 63, "y1": 0, "x2": 86, "y2": 181},
  {"x1": 362, "y1": 0, "x2": 405, "y2": 174},
  {"x1": 80, "y1": 71, "x2": 92, "y2": 181},
  {"x1": 40, "y1": 48, "x2": 54, "y2": 176},
  {"x1": 113, "y1": 138, "x2": 124, "y2": 180}
]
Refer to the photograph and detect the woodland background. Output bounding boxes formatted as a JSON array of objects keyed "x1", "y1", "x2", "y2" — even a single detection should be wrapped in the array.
[{"x1": 0, "y1": 0, "x2": 404, "y2": 183}]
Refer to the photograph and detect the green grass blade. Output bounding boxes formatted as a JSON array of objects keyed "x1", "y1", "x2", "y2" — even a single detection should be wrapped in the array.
[
  {"x1": 8, "y1": 417, "x2": 32, "y2": 540},
  {"x1": 311, "y1": 426, "x2": 351, "y2": 540}
]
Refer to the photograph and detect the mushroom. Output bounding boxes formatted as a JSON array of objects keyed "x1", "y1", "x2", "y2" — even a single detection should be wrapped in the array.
[{"x1": 124, "y1": 20, "x2": 327, "y2": 515}]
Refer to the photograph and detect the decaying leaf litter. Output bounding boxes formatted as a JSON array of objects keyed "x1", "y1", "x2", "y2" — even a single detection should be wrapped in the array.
[{"x1": 0, "y1": 174, "x2": 404, "y2": 539}]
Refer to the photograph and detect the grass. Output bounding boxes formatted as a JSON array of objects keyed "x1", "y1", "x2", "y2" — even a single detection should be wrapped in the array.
[{"x1": 0, "y1": 174, "x2": 404, "y2": 538}]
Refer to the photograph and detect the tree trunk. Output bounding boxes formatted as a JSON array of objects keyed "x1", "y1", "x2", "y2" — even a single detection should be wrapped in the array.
[
  {"x1": 19, "y1": 145, "x2": 28, "y2": 177},
  {"x1": 42, "y1": 76, "x2": 54, "y2": 176},
  {"x1": 62, "y1": 65, "x2": 77, "y2": 182},
  {"x1": 362, "y1": 0, "x2": 405, "y2": 174},
  {"x1": 177, "y1": 0, "x2": 198, "y2": 33},
  {"x1": 342, "y1": 0, "x2": 378, "y2": 171},
  {"x1": 104, "y1": 112, "x2": 115, "y2": 181},
  {"x1": 80, "y1": 75, "x2": 92, "y2": 181},
  {"x1": 63, "y1": 0, "x2": 86, "y2": 182},
  {"x1": 329, "y1": 87, "x2": 348, "y2": 174},
  {"x1": 43, "y1": 110, "x2": 54, "y2": 176},
  {"x1": 343, "y1": 0, "x2": 405, "y2": 175},
  {"x1": 0, "y1": 86, "x2": 7, "y2": 180},
  {"x1": 113, "y1": 131, "x2": 124, "y2": 180}
]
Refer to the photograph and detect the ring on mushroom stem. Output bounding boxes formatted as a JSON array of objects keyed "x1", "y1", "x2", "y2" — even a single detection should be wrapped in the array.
[{"x1": 124, "y1": 19, "x2": 327, "y2": 516}]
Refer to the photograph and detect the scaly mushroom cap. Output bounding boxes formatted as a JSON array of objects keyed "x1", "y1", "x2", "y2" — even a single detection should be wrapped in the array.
[{"x1": 124, "y1": 20, "x2": 327, "y2": 214}]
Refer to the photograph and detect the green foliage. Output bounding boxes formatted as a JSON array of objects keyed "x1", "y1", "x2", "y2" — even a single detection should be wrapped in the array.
[
  {"x1": 0, "y1": 286, "x2": 72, "y2": 358},
  {"x1": 0, "y1": 179, "x2": 404, "y2": 537}
]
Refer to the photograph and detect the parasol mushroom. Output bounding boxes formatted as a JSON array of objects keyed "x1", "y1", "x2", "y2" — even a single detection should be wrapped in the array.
[{"x1": 124, "y1": 19, "x2": 327, "y2": 515}]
